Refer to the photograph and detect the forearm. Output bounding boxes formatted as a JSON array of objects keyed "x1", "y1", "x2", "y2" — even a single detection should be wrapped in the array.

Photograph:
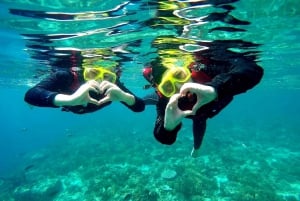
[
  {"x1": 53, "y1": 94, "x2": 76, "y2": 107},
  {"x1": 24, "y1": 87, "x2": 58, "y2": 107},
  {"x1": 114, "y1": 81, "x2": 145, "y2": 111},
  {"x1": 120, "y1": 92, "x2": 135, "y2": 106},
  {"x1": 164, "y1": 115, "x2": 181, "y2": 131},
  {"x1": 154, "y1": 115, "x2": 181, "y2": 145},
  {"x1": 24, "y1": 70, "x2": 75, "y2": 107},
  {"x1": 206, "y1": 61, "x2": 263, "y2": 98},
  {"x1": 121, "y1": 95, "x2": 145, "y2": 112}
]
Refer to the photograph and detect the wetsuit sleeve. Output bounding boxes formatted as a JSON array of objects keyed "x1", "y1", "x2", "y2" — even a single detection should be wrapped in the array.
[
  {"x1": 143, "y1": 92, "x2": 159, "y2": 105},
  {"x1": 153, "y1": 97, "x2": 182, "y2": 145},
  {"x1": 24, "y1": 71, "x2": 74, "y2": 107},
  {"x1": 116, "y1": 80, "x2": 145, "y2": 112},
  {"x1": 206, "y1": 58, "x2": 263, "y2": 99}
]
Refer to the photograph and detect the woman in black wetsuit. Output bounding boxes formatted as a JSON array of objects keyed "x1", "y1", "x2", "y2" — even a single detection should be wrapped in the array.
[
  {"x1": 139, "y1": 0, "x2": 264, "y2": 157},
  {"x1": 143, "y1": 46, "x2": 263, "y2": 157},
  {"x1": 25, "y1": 66, "x2": 145, "y2": 114}
]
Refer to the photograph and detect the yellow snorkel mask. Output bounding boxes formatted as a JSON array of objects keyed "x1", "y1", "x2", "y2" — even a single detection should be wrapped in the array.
[
  {"x1": 83, "y1": 67, "x2": 117, "y2": 83},
  {"x1": 158, "y1": 67, "x2": 191, "y2": 97}
]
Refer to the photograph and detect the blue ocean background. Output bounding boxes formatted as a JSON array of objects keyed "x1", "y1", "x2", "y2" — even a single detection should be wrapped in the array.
[{"x1": 0, "y1": 0, "x2": 300, "y2": 200}]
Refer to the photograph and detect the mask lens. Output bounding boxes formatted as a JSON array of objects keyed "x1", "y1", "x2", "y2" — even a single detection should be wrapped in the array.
[
  {"x1": 158, "y1": 79, "x2": 175, "y2": 97},
  {"x1": 157, "y1": 67, "x2": 191, "y2": 97},
  {"x1": 103, "y1": 71, "x2": 116, "y2": 83},
  {"x1": 84, "y1": 67, "x2": 116, "y2": 83},
  {"x1": 84, "y1": 68, "x2": 102, "y2": 80},
  {"x1": 172, "y1": 68, "x2": 190, "y2": 82}
]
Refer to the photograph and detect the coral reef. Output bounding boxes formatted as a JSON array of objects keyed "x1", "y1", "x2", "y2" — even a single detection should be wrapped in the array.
[
  {"x1": 161, "y1": 169, "x2": 177, "y2": 180},
  {"x1": 1, "y1": 122, "x2": 299, "y2": 201},
  {"x1": 13, "y1": 178, "x2": 62, "y2": 201}
]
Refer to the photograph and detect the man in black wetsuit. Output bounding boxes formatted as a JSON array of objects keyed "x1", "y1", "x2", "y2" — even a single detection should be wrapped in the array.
[
  {"x1": 143, "y1": 46, "x2": 264, "y2": 157},
  {"x1": 25, "y1": 66, "x2": 145, "y2": 114}
]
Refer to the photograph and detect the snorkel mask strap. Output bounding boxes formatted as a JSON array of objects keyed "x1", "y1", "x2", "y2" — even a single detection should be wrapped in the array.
[{"x1": 143, "y1": 66, "x2": 156, "y2": 89}]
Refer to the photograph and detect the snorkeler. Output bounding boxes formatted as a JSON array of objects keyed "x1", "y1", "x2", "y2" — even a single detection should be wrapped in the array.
[
  {"x1": 25, "y1": 65, "x2": 145, "y2": 114},
  {"x1": 143, "y1": 47, "x2": 263, "y2": 157}
]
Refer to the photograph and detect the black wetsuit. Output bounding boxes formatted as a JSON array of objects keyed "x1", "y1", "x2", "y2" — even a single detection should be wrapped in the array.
[
  {"x1": 151, "y1": 56, "x2": 263, "y2": 149},
  {"x1": 24, "y1": 70, "x2": 145, "y2": 114}
]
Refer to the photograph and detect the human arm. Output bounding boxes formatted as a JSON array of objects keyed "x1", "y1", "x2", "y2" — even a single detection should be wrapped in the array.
[
  {"x1": 24, "y1": 71, "x2": 74, "y2": 107},
  {"x1": 205, "y1": 58, "x2": 263, "y2": 99},
  {"x1": 24, "y1": 70, "x2": 102, "y2": 108},
  {"x1": 178, "y1": 58, "x2": 263, "y2": 114},
  {"x1": 97, "y1": 81, "x2": 135, "y2": 105},
  {"x1": 164, "y1": 93, "x2": 194, "y2": 130},
  {"x1": 53, "y1": 80, "x2": 101, "y2": 107},
  {"x1": 153, "y1": 96, "x2": 182, "y2": 145},
  {"x1": 159, "y1": 82, "x2": 217, "y2": 130},
  {"x1": 97, "y1": 80, "x2": 145, "y2": 112},
  {"x1": 179, "y1": 83, "x2": 217, "y2": 114}
]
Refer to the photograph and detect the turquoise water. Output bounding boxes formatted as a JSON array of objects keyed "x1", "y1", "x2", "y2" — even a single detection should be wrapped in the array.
[{"x1": 0, "y1": 0, "x2": 300, "y2": 200}]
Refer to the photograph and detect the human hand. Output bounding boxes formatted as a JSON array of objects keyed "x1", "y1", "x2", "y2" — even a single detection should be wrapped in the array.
[
  {"x1": 97, "y1": 81, "x2": 135, "y2": 105},
  {"x1": 54, "y1": 80, "x2": 101, "y2": 107},
  {"x1": 179, "y1": 83, "x2": 217, "y2": 115},
  {"x1": 70, "y1": 80, "x2": 101, "y2": 106},
  {"x1": 164, "y1": 93, "x2": 194, "y2": 130},
  {"x1": 191, "y1": 148, "x2": 201, "y2": 158}
]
